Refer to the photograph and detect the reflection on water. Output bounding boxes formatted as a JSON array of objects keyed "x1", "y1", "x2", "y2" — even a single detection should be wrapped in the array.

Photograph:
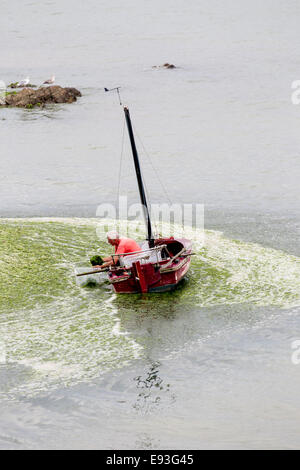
[
  {"x1": 135, "y1": 432, "x2": 161, "y2": 450},
  {"x1": 19, "y1": 104, "x2": 66, "y2": 121},
  {"x1": 133, "y1": 361, "x2": 175, "y2": 413}
]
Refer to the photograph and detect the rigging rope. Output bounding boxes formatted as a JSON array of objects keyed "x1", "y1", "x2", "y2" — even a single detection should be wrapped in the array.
[
  {"x1": 117, "y1": 117, "x2": 171, "y2": 239},
  {"x1": 132, "y1": 125, "x2": 170, "y2": 237},
  {"x1": 132, "y1": 123, "x2": 172, "y2": 206},
  {"x1": 116, "y1": 116, "x2": 126, "y2": 215}
]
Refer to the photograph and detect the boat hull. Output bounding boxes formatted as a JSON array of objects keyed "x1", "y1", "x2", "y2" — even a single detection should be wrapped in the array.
[{"x1": 108, "y1": 248, "x2": 191, "y2": 294}]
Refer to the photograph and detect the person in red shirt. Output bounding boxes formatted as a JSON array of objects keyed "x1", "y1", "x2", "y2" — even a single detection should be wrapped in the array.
[{"x1": 95, "y1": 231, "x2": 141, "y2": 269}]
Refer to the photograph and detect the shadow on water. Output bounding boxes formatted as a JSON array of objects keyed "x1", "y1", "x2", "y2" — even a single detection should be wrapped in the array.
[
  {"x1": 108, "y1": 273, "x2": 283, "y2": 390},
  {"x1": 109, "y1": 275, "x2": 268, "y2": 364}
]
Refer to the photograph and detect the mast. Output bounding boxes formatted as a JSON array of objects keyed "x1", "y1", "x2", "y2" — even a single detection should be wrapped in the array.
[{"x1": 123, "y1": 106, "x2": 154, "y2": 247}]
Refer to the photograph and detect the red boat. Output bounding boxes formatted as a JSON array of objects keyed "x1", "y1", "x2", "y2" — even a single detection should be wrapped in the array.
[
  {"x1": 108, "y1": 237, "x2": 192, "y2": 293},
  {"x1": 106, "y1": 104, "x2": 192, "y2": 294}
]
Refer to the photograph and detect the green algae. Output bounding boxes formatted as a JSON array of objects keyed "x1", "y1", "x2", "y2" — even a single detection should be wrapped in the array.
[
  {"x1": 0, "y1": 218, "x2": 299, "y2": 398},
  {"x1": 0, "y1": 219, "x2": 105, "y2": 313}
]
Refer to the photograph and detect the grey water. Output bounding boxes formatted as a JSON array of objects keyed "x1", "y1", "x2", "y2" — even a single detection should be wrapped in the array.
[{"x1": 0, "y1": 0, "x2": 300, "y2": 449}]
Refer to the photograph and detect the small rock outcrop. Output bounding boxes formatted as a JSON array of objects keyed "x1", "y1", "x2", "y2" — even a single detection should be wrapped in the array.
[
  {"x1": 163, "y1": 63, "x2": 176, "y2": 69},
  {"x1": 2, "y1": 86, "x2": 81, "y2": 108},
  {"x1": 152, "y1": 63, "x2": 176, "y2": 69}
]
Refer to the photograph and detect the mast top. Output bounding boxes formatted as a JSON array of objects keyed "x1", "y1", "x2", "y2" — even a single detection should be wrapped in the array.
[{"x1": 104, "y1": 86, "x2": 122, "y2": 105}]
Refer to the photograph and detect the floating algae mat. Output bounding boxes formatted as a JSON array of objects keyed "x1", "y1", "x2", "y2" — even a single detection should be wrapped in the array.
[{"x1": 0, "y1": 218, "x2": 299, "y2": 398}]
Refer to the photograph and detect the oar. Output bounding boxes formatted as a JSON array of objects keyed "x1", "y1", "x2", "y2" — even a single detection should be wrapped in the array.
[{"x1": 76, "y1": 268, "x2": 109, "y2": 277}]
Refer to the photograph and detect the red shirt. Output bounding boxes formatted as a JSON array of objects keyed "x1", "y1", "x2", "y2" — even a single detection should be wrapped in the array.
[{"x1": 115, "y1": 238, "x2": 141, "y2": 256}]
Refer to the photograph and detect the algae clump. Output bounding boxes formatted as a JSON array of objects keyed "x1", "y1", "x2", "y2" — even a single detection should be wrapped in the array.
[{"x1": 90, "y1": 255, "x2": 103, "y2": 266}]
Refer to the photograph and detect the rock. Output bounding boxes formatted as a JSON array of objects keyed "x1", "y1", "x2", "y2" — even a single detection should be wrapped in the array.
[
  {"x1": 2, "y1": 85, "x2": 81, "y2": 108},
  {"x1": 152, "y1": 63, "x2": 176, "y2": 69}
]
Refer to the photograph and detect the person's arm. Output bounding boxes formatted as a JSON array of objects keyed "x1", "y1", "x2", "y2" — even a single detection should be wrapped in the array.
[{"x1": 93, "y1": 255, "x2": 119, "y2": 269}]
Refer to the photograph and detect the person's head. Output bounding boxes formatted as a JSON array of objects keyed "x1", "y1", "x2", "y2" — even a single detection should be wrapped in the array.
[{"x1": 106, "y1": 230, "x2": 120, "y2": 247}]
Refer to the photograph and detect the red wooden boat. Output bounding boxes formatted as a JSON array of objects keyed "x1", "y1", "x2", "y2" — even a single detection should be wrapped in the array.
[{"x1": 106, "y1": 105, "x2": 192, "y2": 294}]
